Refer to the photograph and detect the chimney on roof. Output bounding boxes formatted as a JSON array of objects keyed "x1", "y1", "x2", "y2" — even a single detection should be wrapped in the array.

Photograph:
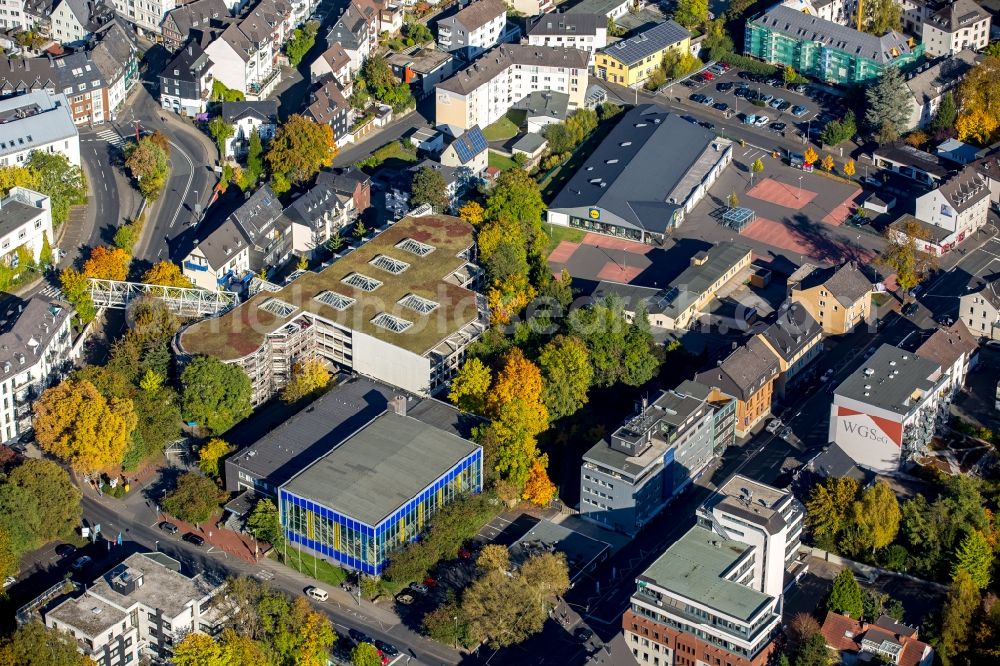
[{"x1": 390, "y1": 395, "x2": 407, "y2": 417}]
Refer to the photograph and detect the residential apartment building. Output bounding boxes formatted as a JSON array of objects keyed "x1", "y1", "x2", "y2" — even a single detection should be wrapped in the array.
[
  {"x1": 160, "y1": 41, "x2": 215, "y2": 117},
  {"x1": 203, "y1": 0, "x2": 294, "y2": 99},
  {"x1": 696, "y1": 337, "x2": 780, "y2": 438},
  {"x1": 546, "y1": 105, "x2": 732, "y2": 240},
  {"x1": 284, "y1": 167, "x2": 371, "y2": 256},
  {"x1": 50, "y1": 0, "x2": 115, "y2": 45},
  {"x1": 160, "y1": 0, "x2": 228, "y2": 48},
  {"x1": 890, "y1": 163, "x2": 990, "y2": 256},
  {"x1": 788, "y1": 261, "x2": 872, "y2": 335},
  {"x1": 0, "y1": 91, "x2": 81, "y2": 167},
  {"x1": 387, "y1": 46, "x2": 455, "y2": 99},
  {"x1": 624, "y1": 477, "x2": 801, "y2": 666},
  {"x1": 0, "y1": 0, "x2": 31, "y2": 31},
  {"x1": 526, "y1": 12, "x2": 606, "y2": 67},
  {"x1": 821, "y1": 613, "x2": 934, "y2": 666},
  {"x1": 0, "y1": 186, "x2": 53, "y2": 265},
  {"x1": 439, "y1": 124, "x2": 488, "y2": 175},
  {"x1": 0, "y1": 293, "x2": 75, "y2": 443},
  {"x1": 915, "y1": 320, "x2": 979, "y2": 397},
  {"x1": 745, "y1": 5, "x2": 922, "y2": 86},
  {"x1": 43, "y1": 552, "x2": 226, "y2": 664},
  {"x1": 109, "y1": 0, "x2": 176, "y2": 37},
  {"x1": 176, "y1": 214, "x2": 488, "y2": 402},
  {"x1": 504, "y1": 0, "x2": 553, "y2": 15},
  {"x1": 780, "y1": 0, "x2": 854, "y2": 25},
  {"x1": 580, "y1": 381, "x2": 736, "y2": 535},
  {"x1": 922, "y1": 0, "x2": 990, "y2": 57},
  {"x1": 437, "y1": 0, "x2": 507, "y2": 60},
  {"x1": 829, "y1": 343, "x2": 951, "y2": 473},
  {"x1": 567, "y1": 0, "x2": 628, "y2": 20},
  {"x1": 594, "y1": 20, "x2": 690, "y2": 87},
  {"x1": 181, "y1": 184, "x2": 289, "y2": 290},
  {"x1": 302, "y1": 76, "x2": 352, "y2": 146},
  {"x1": 754, "y1": 303, "x2": 823, "y2": 400},
  {"x1": 309, "y1": 42, "x2": 353, "y2": 89},
  {"x1": 220, "y1": 100, "x2": 277, "y2": 158},
  {"x1": 435, "y1": 43, "x2": 589, "y2": 133},
  {"x1": 959, "y1": 276, "x2": 1000, "y2": 340},
  {"x1": 904, "y1": 49, "x2": 976, "y2": 130},
  {"x1": 326, "y1": 0, "x2": 376, "y2": 76}
]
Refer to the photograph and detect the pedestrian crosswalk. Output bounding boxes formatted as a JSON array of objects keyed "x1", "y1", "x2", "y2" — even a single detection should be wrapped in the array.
[
  {"x1": 39, "y1": 285, "x2": 65, "y2": 300},
  {"x1": 95, "y1": 129, "x2": 125, "y2": 147}
]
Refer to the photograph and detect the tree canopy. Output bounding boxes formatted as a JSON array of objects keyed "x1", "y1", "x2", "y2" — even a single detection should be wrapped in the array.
[
  {"x1": 537, "y1": 334, "x2": 592, "y2": 420},
  {"x1": 826, "y1": 569, "x2": 864, "y2": 619},
  {"x1": 0, "y1": 623, "x2": 93, "y2": 666},
  {"x1": 567, "y1": 295, "x2": 659, "y2": 388},
  {"x1": 83, "y1": 245, "x2": 131, "y2": 281},
  {"x1": 864, "y1": 67, "x2": 913, "y2": 143},
  {"x1": 410, "y1": 165, "x2": 450, "y2": 212},
  {"x1": 266, "y1": 115, "x2": 336, "y2": 193},
  {"x1": 142, "y1": 261, "x2": 192, "y2": 287},
  {"x1": 163, "y1": 471, "x2": 226, "y2": 524},
  {"x1": 280, "y1": 358, "x2": 332, "y2": 404},
  {"x1": 880, "y1": 219, "x2": 937, "y2": 293},
  {"x1": 125, "y1": 135, "x2": 170, "y2": 201},
  {"x1": 180, "y1": 355, "x2": 253, "y2": 435}
]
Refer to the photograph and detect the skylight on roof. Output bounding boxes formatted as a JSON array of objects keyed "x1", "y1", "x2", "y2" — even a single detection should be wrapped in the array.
[
  {"x1": 399, "y1": 294, "x2": 439, "y2": 314},
  {"x1": 260, "y1": 298, "x2": 296, "y2": 317},
  {"x1": 371, "y1": 312, "x2": 412, "y2": 333},
  {"x1": 370, "y1": 254, "x2": 410, "y2": 274},
  {"x1": 396, "y1": 238, "x2": 435, "y2": 256},
  {"x1": 342, "y1": 273, "x2": 382, "y2": 291},
  {"x1": 314, "y1": 291, "x2": 355, "y2": 310}
]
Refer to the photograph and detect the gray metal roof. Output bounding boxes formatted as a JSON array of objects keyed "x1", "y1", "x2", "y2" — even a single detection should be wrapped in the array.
[
  {"x1": 437, "y1": 44, "x2": 590, "y2": 95},
  {"x1": 696, "y1": 336, "x2": 779, "y2": 401},
  {"x1": 548, "y1": 105, "x2": 719, "y2": 235},
  {"x1": 0, "y1": 91, "x2": 77, "y2": 157},
  {"x1": 597, "y1": 20, "x2": 690, "y2": 67},
  {"x1": 227, "y1": 375, "x2": 480, "y2": 489},
  {"x1": 834, "y1": 344, "x2": 942, "y2": 416},
  {"x1": 567, "y1": 0, "x2": 628, "y2": 17},
  {"x1": 758, "y1": 303, "x2": 820, "y2": 363},
  {"x1": 513, "y1": 90, "x2": 569, "y2": 121},
  {"x1": 282, "y1": 410, "x2": 480, "y2": 526},
  {"x1": 753, "y1": 5, "x2": 914, "y2": 65},
  {"x1": 0, "y1": 293, "x2": 72, "y2": 383},
  {"x1": 512, "y1": 132, "x2": 547, "y2": 153},
  {"x1": 527, "y1": 12, "x2": 603, "y2": 37},
  {"x1": 0, "y1": 192, "x2": 45, "y2": 239},
  {"x1": 221, "y1": 100, "x2": 278, "y2": 123},
  {"x1": 638, "y1": 526, "x2": 773, "y2": 621}
]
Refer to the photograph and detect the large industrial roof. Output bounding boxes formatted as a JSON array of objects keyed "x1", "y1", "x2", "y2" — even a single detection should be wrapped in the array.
[{"x1": 282, "y1": 410, "x2": 480, "y2": 526}]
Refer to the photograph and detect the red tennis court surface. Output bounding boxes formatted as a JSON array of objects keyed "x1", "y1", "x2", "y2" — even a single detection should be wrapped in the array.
[
  {"x1": 822, "y1": 187, "x2": 863, "y2": 226},
  {"x1": 549, "y1": 240, "x2": 577, "y2": 264},
  {"x1": 581, "y1": 233, "x2": 654, "y2": 255},
  {"x1": 597, "y1": 260, "x2": 644, "y2": 282},
  {"x1": 747, "y1": 178, "x2": 817, "y2": 210}
]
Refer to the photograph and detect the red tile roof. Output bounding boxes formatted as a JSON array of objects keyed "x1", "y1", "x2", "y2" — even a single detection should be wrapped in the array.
[{"x1": 820, "y1": 612, "x2": 933, "y2": 666}]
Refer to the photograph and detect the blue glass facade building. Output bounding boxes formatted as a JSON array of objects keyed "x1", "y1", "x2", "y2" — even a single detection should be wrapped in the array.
[{"x1": 279, "y1": 448, "x2": 482, "y2": 575}]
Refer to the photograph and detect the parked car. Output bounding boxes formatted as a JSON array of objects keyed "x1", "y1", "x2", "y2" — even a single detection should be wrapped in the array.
[
  {"x1": 766, "y1": 418, "x2": 782, "y2": 434},
  {"x1": 902, "y1": 302, "x2": 920, "y2": 317},
  {"x1": 742, "y1": 113, "x2": 757, "y2": 125},
  {"x1": 702, "y1": 71, "x2": 715, "y2": 80},
  {"x1": 759, "y1": 93, "x2": 774, "y2": 104},
  {"x1": 700, "y1": 96, "x2": 715, "y2": 106},
  {"x1": 734, "y1": 87, "x2": 749, "y2": 98},
  {"x1": 71, "y1": 555, "x2": 92, "y2": 570},
  {"x1": 713, "y1": 102, "x2": 728, "y2": 111},
  {"x1": 754, "y1": 115, "x2": 771, "y2": 127},
  {"x1": 306, "y1": 586, "x2": 328, "y2": 602},
  {"x1": 575, "y1": 628, "x2": 594, "y2": 642},
  {"x1": 700, "y1": 121, "x2": 715, "y2": 130},
  {"x1": 716, "y1": 81, "x2": 734, "y2": 92},
  {"x1": 777, "y1": 100, "x2": 792, "y2": 111},
  {"x1": 769, "y1": 97, "x2": 786, "y2": 109},
  {"x1": 690, "y1": 93, "x2": 707, "y2": 103},
  {"x1": 410, "y1": 583, "x2": 429, "y2": 594},
  {"x1": 375, "y1": 640, "x2": 399, "y2": 657},
  {"x1": 779, "y1": 426, "x2": 794, "y2": 441},
  {"x1": 861, "y1": 176, "x2": 883, "y2": 188},
  {"x1": 349, "y1": 628, "x2": 374, "y2": 645},
  {"x1": 55, "y1": 544, "x2": 76, "y2": 558},
  {"x1": 396, "y1": 593, "x2": 414, "y2": 605},
  {"x1": 159, "y1": 521, "x2": 179, "y2": 534},
  {"x1": 769, "y1": 122, "x2": 786, "y2": 133},
  {"x1": 791, "y1": 105, "x2": 808, "y2": 117},
  {"x1": 182, "y1": 533, "x2": 205, "y2": 547},
  {"x1": 766, "y1": 78, "x2": 782, "y2": 87},
  {"x1": 790, "y1": 83, "x2": 807, "y2": 93},
  {"x1": 681, "y1": 115, "x2": 699, "y2": 124}
]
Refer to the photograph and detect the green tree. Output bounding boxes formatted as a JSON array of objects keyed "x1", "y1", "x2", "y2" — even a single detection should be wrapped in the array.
[
  {"x1": 124, "y1": 136, "x2": 170, "y2": 201},
  {"x1": 26, "y1": 151, "x2": 87, "y2": 228},
  {"x1": 266, "y1": 115, "x2": 335, "y2": 192},
  {"x1": 728, "y1": 191, "x2": 739, "y2": 208},
  {"x1": 6, "y1": 459, "x2": 81, "y2": 542},
  {"x1": 112, "y1": 222, "x2": 138, "y2": 251},
  {"x1": 39, "y1": 231, "x2": 54, "y2": 266},
  {"x1": 821, "y1": 111, "x2": 857, "y2": 146},
  {"x1": 952, "y1": 530, "x2": 992, "y2": 589},
  {"x1": 208, "y1": 117, "x2": 234, "y2": 159},
  {"x1": 485, "y1": 168, "x2": 546, "y2": 240},
  {"x1": 865, "y1": 67, "x2": 913, "y2": 141},
  {"x1": 674, "y1": 0, "x2": 708, "y2": 27},
  {"x1": 211, "y1": 79, "x2": 245, "y2": 102},
  {"x1": 930, "y1": 91, "x2": 958, "y2": 132},
  {"x1": 172, "y1": 633, "x2": 225, "y2": 666},
  {"x1": 360, "y1": 54, "x2": 413, "y2": 111},
  {"x1": 751, "y1": 157, "x2": 765, "y2": 186},
  {"x1": 794, "y1": 631, "x2": 831, "y2": 666},
  {"x1": 351, "y1": 642, "x2": 382, "y2": 666},
  {"x1": 937, "y1": 570, "x2": 980, "y2": 660},
  {"x1": 410, "y1": 165, "x2": 450, "y2": 212},
  {"x1": 245, "y1": 129, "x2": 264, "y2": 185},
  {"x1": 862, "y1": 0, "x2": 902, "y2": 35},
  {"x1": 0, "y1": 622, "x2": 92, "y2": 665},
  {"x1": 879, "y1": 219, "x2": 937, "y2": 293},
  {"x1": 404, "y1": 21, "x2": 433, "y2": 44},
  {"x1": 247, "y1": 498, "x2": 284, "y2": 547},
  {"x1": 180, "y1": 355, "x2": 252, "y2": 435},
  {"x1": 0, "y1": 527, "x2": 17, "y2": 582},
  {"x1": 60, "y1": 267, "x2": 95, "y2": 323},
  {"x1": 598, "y1": 101, "x2": 623, "y2": 121},
  {"x1": 568, "y1": 295, "x2": 659, "y2": 388},
  {"x1": 197, "y1": 438, "x2": 230, "y2": 478},
  {"x1": 449, "y1": 357, "x2": 492, "y2": 414},
  {"x1": 846, "y1": 479, "x2": 900, "y2": 556},
  {"x1": 702, "y1": 19, "x2": 733, "y2": 59},
  {"x1": 538, "y1": 335, "x2": 592, "y2": 420},
  {"x1": 826, "y1": 569, "x2": 864, "y2": 619},
  {"x1": 284, "y1": 20, "x2": 319, "y2": 66},
  {"x1": 163, "y1": 471, "x2": 226, "y2": 524}
]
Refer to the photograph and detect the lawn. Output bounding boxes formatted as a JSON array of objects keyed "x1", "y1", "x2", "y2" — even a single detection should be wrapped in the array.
[
  {"x1": 270, "y1": 547, "x2": 349, "y2": 588},
  {"x1": 543, "y1": 223, "x2": 585, "y2": 255},
  {"x1": 488, "y1": 150, "x2": 518, "y2": 171},
  {"x1": 483, "y1": 116, "x2": 520, "y2": 141}
]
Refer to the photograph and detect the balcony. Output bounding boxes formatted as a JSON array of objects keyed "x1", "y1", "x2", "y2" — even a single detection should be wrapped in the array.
[{"x1": 248, "y1": 67, "x2": 281, "y2": 95}]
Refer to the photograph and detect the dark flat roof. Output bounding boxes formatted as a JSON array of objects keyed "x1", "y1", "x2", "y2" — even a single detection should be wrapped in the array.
[
  {"x1": 834, "y1": 344, "x2": 941, "y2": 416},
  {"x1": 282, "y1": 411, "x2": 480, "y2": 526}
]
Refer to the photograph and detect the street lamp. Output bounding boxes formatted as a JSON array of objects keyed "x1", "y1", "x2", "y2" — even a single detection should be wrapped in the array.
[
  {"x1": 797, "y1": 175, "x2": 803, "y2": 200},
  {"x1": 452, "y1": 616, "x2": 459, "y2": 649}
]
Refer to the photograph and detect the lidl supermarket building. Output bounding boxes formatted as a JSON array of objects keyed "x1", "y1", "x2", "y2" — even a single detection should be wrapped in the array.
[{"x1": 279, "y1": 407, "x2": 482, "y2": 574}]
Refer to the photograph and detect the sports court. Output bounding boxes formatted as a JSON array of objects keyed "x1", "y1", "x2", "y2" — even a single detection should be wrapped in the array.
[
  {"x1": 746, "y1": 178, "x2": 817, "y2": 210},
  {"x1": 742, "y1": 216, "x2": 875, "y2": 264}
]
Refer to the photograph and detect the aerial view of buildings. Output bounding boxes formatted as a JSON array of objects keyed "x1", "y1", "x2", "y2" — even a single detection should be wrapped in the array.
[{"x1": 0, "y1": 0, "x2": 999, "y2": 664}]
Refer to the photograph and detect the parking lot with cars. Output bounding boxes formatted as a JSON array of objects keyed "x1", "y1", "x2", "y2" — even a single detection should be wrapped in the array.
[{"x1": 674, "y1": 63, "x2": 851, "y2": 143}]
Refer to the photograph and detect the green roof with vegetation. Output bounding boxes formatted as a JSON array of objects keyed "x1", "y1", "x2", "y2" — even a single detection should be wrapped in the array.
[{"x1": 179, "y1": 215, "x2": 479, "y2": 360}]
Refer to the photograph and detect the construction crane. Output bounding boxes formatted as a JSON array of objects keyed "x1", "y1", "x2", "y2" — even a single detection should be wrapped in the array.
[{"x1": 856, "y1": 0, "x2": 864, "y2": 32}]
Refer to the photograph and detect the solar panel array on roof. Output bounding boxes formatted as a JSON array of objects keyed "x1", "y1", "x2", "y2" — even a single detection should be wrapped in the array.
[
  {"x1": 452, "y1": 126, "x2": 488, "y2": 164},
  {"x1": 598, "y1": 20, "x2": 690, "y2": 66}
]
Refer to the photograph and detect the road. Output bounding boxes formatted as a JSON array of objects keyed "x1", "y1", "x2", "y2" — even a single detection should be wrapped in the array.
[{"x1": 74, "y1": 493, "x2": 461, "y2": 666}]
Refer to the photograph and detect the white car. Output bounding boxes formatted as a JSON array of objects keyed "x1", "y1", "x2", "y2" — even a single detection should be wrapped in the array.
[
  {"x1": 306, "y1": 586, "x2": 329, "y2": 602},
  {"x1": 766, "y1": 418, "x2": 782, "y2": 434},
  {"x1": 3, "y1": 575, "x2": 15, "y2": 588},
  {"x1": 754, "y1": 115, "x2": 770, "y2": 127}
]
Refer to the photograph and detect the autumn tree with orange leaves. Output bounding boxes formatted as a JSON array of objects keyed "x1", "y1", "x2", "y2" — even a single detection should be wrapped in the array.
[
  {"x1": 33, "y1": 378, "x2": 137, "y2": 471},
  {"x1": 83, "y1": 245, "x2": 130, "y2": 281},
  {"x1": 142, "y1": 261, "x2": 192, "y2": 287},
  {"x1": 522, "y1": 458, "x2": 556, "y2": 506}
]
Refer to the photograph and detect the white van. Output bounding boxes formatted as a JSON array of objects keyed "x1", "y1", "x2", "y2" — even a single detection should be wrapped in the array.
[{"x1": 306, "y1": 586, "x2": 329, "y2": 602}]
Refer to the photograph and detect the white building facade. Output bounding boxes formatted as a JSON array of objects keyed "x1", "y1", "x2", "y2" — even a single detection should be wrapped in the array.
[{"x1": 0, "y1": 91, "x2": 81, "y2": 167}]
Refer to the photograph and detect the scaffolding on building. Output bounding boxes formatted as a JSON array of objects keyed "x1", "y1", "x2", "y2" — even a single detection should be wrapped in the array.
[{"x1": 88, "y1": 279, "x2": 239, "y2": 317}]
